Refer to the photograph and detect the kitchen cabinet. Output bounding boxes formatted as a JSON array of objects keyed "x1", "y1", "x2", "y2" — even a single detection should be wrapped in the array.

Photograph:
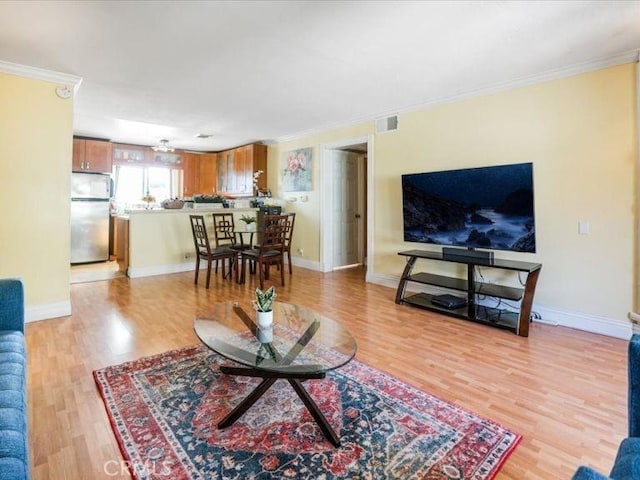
[
  {"x1": 113, "y1": 143, "x2": 183, "y2": 167},
  {"x1": 112, "y1": 143, "x2": 147, "y2": 164},
  {"x1": 73, "y1": 138, "x2": 113, "y2": 173},
  {"x1": 198, "y1": 153, "x2": 217, "y2": 194},
  {"x1": 216, "y1": 144, "x2": 267, "y2": 196},
  {"x1": 182, "y1": 153, "x2": 200, "y2": 197}
]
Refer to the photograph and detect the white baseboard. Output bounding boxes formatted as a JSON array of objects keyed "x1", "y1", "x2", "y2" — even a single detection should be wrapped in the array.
[
  {"x1": 366, "y1": 272, "x2": 632, "y2": 339},
  {"x1": 127, "y1": 261, "x2": 195, "y2": 278},
  {"x1": 128, "y1": 257, "x2": 322, "y2": 279},
  {"x1": 291, "y1": 257, "x2": 322, "y2": 271},
  {"x1": 25, "y1": 300, "x2": 71, "y2": 323}
]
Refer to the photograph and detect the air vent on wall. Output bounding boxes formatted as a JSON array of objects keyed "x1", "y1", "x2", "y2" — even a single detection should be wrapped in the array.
[{"x1": 375, "y1": 115, "x2": 398, "y2": 133}]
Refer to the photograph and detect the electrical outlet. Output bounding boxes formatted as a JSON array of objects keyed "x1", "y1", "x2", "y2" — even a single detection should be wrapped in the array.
[{"x1": 297, "y1": 248, "x2": 303, "y2": 256}]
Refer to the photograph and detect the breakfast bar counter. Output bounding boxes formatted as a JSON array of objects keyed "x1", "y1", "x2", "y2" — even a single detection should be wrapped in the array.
[{"x1": 118, "y1": 207, "x2": 258, "y2": 278}]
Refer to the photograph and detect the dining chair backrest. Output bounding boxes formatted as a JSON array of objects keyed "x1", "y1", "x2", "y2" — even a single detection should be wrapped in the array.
[
  {"x1": 212, "y1": 213, "x2": 236, "y2": 247},
  {"x1": 190, "y1": 215, "x2": 211, "y2": 256},
  {"x1": 284, "y1": 213, "x2": 296, "y2": 249},
  {"x1": 258, "y1": 214, "x2": 288, "y2": 253}
]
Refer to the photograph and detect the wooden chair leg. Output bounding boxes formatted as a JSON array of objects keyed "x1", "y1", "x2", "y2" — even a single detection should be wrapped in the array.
[
  {"x1": 258, "y1": 259, "x2": 265, "y2": 290},
  {"x1": 280, "y1": 257, "x2": 285, "y2": 286},
  {"x1": 287, "y1": 249, "x2": 292, "y2": 274},
  {"x1": 194, "y1": 257, "x2": 200, "y2": 285},
  {"x1": 240, "y1": 255, "x2": 247, "y2": 284},
  {"x1": 206, "y1": 259, "x2": 212, "y2": 289}
]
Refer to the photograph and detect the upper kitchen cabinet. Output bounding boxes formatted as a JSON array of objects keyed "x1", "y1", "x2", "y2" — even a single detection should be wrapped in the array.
[
  {"x1": 182, "y1": 152, "x2": 201, "y2": 197},
  {"x1": 216, "y1": 144, "x2": 267, "y2": 196},
  {"x1": 113, "y1": 143, "x2": 183, "y2": 167},
  {"x1": 72, "y1": 138, "x2": 113, "y2": 173},
  {"x1": 198, "y1": 153, "x2": 217, "y2": 194},
  {"x1": 112, "y1": 143, "x2": 146, "y2": 164}
]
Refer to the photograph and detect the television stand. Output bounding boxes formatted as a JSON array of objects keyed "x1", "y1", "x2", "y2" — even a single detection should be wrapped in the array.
[{"x1": 395, "y1": 249, "x2": 542, "y2": 337}]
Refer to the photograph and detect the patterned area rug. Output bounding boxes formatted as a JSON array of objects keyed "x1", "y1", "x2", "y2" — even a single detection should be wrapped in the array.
[{"x1": 94, "y1": 345, "x2": 520, "y2": 479}]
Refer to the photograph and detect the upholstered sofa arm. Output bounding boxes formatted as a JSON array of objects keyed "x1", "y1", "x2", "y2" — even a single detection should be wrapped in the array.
[
  {"x1": 629, "y1": 335, "x2": 640, "y2": 438},
  {"x1": 571, "y1": 466, "x2": 611, "y2": 480},
  {"x1": 0, "y1": 279, "x2": 24, "y2": 333}
]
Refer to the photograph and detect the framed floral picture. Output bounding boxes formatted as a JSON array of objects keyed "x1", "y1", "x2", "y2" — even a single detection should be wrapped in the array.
[{"x1": 282, "y1": 147, "x2": 312, "y2": 192}]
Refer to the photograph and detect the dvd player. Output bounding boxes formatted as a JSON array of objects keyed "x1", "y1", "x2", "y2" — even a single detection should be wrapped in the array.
[{"x1": 431, "y1": 294, "x2": 467, "y2": 310}]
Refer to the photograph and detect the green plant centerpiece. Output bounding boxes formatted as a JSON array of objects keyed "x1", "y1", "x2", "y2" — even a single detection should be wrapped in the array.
[
  {"x1": 254, "y1": 286, "x2": 276, "y2": 313},
  {"x1": 240, "y1": 214, "x2": 256, "y2": 225},
  {"x1": 254, "y1": 286, "x2": 276, "y2": 328},
  {"x1": 254, "y1": 287, "x2": 277, "y2": 361},
  {"x1": 240, "y1": 214, "x2": 257, "y2": 230}
]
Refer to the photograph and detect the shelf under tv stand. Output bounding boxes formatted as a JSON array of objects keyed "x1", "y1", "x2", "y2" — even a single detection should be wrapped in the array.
[{"x1": 395, "y1": 249, "x2": 542, "y2": 337}]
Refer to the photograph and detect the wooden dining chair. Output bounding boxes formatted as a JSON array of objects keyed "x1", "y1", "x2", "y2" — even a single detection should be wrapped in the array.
[
  {"x1": 189, "y1": 215, "x2": 237, "y2": 288},
  {"x1": 211, "y1": 213, "x2": 236, "y2": 247},
  {"x1": 240, "y1": 214, "x2": 288, "y2": 289},
  {"x1": 283, "y1": 212, "x2": 296, "y2": 274}
]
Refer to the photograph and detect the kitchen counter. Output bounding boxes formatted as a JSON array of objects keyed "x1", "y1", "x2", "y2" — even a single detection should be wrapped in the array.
[
  {"x1": 123, "y1": 206, "x2": 259, "y2": 214},
  {"x1": 118, "y1": 207, "x2": 259, "y2": 278}
]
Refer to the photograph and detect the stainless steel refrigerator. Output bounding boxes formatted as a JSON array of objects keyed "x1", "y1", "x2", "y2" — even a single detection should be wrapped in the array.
[{"x1": 70, "y1": 172, "x2": 111, "y2": 264}]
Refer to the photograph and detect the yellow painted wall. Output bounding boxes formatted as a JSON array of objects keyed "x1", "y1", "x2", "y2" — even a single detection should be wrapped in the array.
[
  {"x1": 127, "y1": 209, "x2": 258, "y2": 274},
  {"x1": 0, "y1": 73, "x2": 73, "y2": 310},
  {"x1": 267, "y1": 124, "x2": 372, "y2": 264},
  {"x1": 269, "y1": 63, "x2": 637, "y2": 323}
]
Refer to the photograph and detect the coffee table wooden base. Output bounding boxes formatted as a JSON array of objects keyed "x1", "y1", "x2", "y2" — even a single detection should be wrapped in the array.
[{"x1": 218, "y1": 365, "x2": 341, "y2": 447}]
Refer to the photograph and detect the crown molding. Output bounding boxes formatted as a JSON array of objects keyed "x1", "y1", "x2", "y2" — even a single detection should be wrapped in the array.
[
  {"x1": 0, "y1": 60, "x2": 82, "y2": 92},
  {"x1": 274, "y1": 48, "x2": 640, "y2": 145}
]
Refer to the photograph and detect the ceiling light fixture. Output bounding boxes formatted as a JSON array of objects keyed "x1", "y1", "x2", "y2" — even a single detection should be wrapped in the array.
[
  {"x1": 194, "y1": 133, "x2": 213, "y2": 139},
  {"x1": 152, "y1": 139, "x2": 175, "y2": 152}
]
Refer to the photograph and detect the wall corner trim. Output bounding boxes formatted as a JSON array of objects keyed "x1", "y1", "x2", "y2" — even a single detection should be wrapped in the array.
[
  {"x1": 0, "y1": 60, "x2": 82, "y2": 90},
  {"x1": 26, "y1": 300, "x2": 72, "y2": 323}
]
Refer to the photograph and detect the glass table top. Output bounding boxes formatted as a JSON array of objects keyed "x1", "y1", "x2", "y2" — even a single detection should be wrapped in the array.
[{"x1": 194, "y1": 302, "x2": 357, "y2": 374}]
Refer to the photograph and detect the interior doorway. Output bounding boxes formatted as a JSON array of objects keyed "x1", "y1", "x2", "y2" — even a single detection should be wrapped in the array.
[{"x1": 320, "y1": 135, "x2": 373, "y2": 275}]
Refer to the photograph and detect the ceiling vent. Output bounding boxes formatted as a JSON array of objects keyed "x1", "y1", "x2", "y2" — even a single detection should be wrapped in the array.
[{"x1": 375, "y1": 115, "x2": 398, "y2": 133}]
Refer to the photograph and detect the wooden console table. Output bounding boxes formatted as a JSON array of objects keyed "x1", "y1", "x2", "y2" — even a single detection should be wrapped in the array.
[{"x1": 395, "y1": 250, "x2": 542, "y2": 337}]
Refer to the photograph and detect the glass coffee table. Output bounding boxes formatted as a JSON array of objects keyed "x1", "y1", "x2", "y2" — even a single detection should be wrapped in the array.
[{"x1": 194, "y1": 301, "x2": 357, "y2": 447}]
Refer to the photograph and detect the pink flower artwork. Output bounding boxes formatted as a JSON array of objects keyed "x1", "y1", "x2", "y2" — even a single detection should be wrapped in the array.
[{"x1": 282, "y1": 147, "x2": 312, "y2": 192}]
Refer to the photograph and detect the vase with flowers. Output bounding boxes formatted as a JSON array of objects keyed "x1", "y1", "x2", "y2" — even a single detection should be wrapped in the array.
[{"x1": 141, "y1": 192, "x2": 156, "y2": 209}]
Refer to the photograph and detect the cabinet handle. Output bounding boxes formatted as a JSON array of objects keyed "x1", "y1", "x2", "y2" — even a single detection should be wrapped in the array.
[{"x1": 86, "y1": 161, "x2": 90, "y2": 169}]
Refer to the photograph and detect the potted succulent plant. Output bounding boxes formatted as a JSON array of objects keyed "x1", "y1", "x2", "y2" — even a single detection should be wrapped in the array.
[
  {"x1": 254, "y1": 286, "x2": 276, "y2": 327},
  {"x1": 240, "y1": 214, "x2": 257, "y2": 231}
]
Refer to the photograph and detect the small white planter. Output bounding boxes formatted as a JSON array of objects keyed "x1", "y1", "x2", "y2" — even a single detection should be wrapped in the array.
[
  {"x1": 257, "y1": 310, "x2": 273, "y2": 328},
  {"x1": 257, "y1": 326, "x2": 273, "y2": 343}
]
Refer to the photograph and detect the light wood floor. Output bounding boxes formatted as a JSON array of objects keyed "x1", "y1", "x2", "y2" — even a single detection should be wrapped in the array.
[{"x1": 26, "y1": 266, "x2": 627, "y2": 479}]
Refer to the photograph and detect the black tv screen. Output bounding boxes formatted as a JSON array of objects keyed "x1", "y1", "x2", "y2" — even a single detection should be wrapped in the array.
[{"x1": 402, "y1": 162, "x2": 535, "y2": 253}]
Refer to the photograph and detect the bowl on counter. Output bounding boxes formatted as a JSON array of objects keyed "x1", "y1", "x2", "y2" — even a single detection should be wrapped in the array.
[{"x1": 161, "y1": 199, "x2": 185, "y2": 209}]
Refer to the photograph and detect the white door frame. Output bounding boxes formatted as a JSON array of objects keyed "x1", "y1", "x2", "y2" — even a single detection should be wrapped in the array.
[{"x1": 319, "y1": 134, "x2": 374, "y2": 274}]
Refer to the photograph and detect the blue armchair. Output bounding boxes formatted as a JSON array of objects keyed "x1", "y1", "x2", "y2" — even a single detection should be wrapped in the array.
[
  {"x1": 572, "y1": 334, "x2": 640, "y2": 479},
  {"x1": 0, "y1": 278, "x2": 29, "y2": 479}
]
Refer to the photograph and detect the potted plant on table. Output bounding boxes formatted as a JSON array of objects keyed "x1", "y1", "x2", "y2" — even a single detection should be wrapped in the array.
[
  {"x1": 253, "y1": 286, "x2": 276, "y2": 328},
  {"x1": 240, "y1": 214, "x2": 257, "y2": 231}
]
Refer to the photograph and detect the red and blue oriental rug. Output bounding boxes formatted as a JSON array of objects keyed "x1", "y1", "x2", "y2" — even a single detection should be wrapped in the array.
[{"x1": 94, "y1": 345, "x2": 520, "y2": 479}]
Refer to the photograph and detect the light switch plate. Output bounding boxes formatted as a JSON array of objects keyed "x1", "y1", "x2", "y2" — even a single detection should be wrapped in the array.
[{"x1": 578, "y1": 221, "x2": 590, "y2": 235}]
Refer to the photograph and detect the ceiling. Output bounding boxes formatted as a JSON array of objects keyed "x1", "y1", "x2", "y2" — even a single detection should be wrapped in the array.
[{"x1": 0, "y1": 1, "x2": 639, "y2": 152}]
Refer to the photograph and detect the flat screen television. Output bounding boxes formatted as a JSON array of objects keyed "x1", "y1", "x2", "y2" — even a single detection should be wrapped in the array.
[{"x1": 401, "y1": 162, "x2": 535, "y2": 253}]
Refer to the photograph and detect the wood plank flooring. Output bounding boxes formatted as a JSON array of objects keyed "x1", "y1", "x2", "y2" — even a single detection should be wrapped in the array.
[{"x1": 26, "y1": 266, "x2": 627, "y2": 479}]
